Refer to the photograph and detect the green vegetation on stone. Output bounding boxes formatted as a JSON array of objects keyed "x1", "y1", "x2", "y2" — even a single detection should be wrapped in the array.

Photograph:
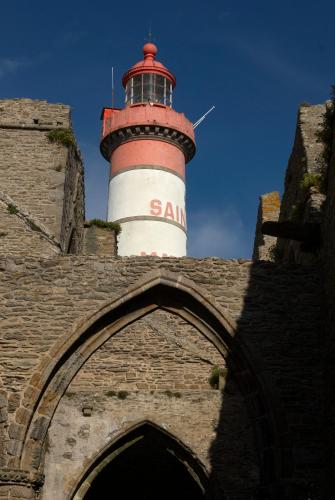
[
  {"x1": 7, "y1": 203, "x2": 19, "y2": 215},
  {"x1": 300, "y1": 173, "x2": 324, "y2": 192},
  {"x1": 27, "y1": 220, "x2": 42, "y2": 232},
  {"x1": 208, "y1": 365, "x2": 227, "y2": 390},
  {"x1": 85, "y1": 218, "x2": 121, "y2": 234},
  {"x1": 6, "y1": 203, "x2": 42, "y2": 232},
  {"x1": 47, "y1": 128, "x2": 76, "y2": 147}
]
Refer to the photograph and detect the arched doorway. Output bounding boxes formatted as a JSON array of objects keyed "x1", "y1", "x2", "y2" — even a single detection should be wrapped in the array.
[
  {"x1": 20, "y1": 270, "x2": 290, "y2": 498},
  {"x1": 74, "y1": 422, "x2": 213, "y2": 500}
]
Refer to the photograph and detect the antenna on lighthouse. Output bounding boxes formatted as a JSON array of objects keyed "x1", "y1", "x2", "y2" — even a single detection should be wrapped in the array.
[
  {"x1": 193, "y1": 105, "x2": 215, "y2": 129},
  {"x1": 112, "y1": 67, "x2": 115, "y2": 108}
]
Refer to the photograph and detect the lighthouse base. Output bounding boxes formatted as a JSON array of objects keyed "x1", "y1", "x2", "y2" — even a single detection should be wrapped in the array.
[{"x1": 116, "y1": 220, "x2": 186, "y2": 257}]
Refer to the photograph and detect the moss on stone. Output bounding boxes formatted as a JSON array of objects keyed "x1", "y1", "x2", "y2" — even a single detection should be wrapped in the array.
[
  {"x1": 47, "y1": 128, "x2": 75, "y2": 147},
  {"x1": 208, "y1": 366, "x2": 227, "y2": 390},
  {"x1": 300, "y1": 173, "x2": 324, "y2": 192},
  {"x1": 7, "y1": 203, "x2": 19, "y2": 215},
  {"x1": 85, "y1": 219, "x2": 121, "y2": 235},
  {"x1": 27, "y1": 220, "x2": 42, "y2": 232}
]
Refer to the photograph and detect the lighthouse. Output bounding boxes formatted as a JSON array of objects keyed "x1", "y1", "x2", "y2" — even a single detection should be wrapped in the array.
[{"x1": 100, "y1": 42, "x2": 196, "y2": 257}]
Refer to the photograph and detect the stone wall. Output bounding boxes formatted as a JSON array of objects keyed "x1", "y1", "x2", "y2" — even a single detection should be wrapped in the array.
[
  {"x1": 0, "y1": 194, "x2": 59, "y2": 258},
  {"x1": 0, "y1": 255, "x2": 324, "y2": 498},
  {"x1": 59, "y1": 145, "x2": 85, "y2": 254},
  {"x1": 69, "y1": 310, "x2": 223, "y2": 391},
  {"x1": 0, "y1": 99, "x2": 70, "y2": 128},
  {"x1": 44, "y1": 389, "x2": 256, "y2": 500},
  {"x1": 0, "y1": 99, "x2": 84, "y2": 255},
  {"x1": 280, "y1": 104, "x2": 327, "y2": 222},
  {"x1": 44, "y1": 312, "x2": 257, "y2": 499},
  {"x1": 0, "y1": 257, "x2": 250, "y2": 395},
  {"x1": 0, "y1": 97, "x2": 331, "y2": 499},
  {"x1": 276, "y1": 103, "x2": 328, "y2": 263},
  {"x1": 83, "y1": 226, "x2": 117, "y2": 256},
  {"x1": 253, "y1": 99, "x2": 335, "y2": 497},
  {"x1": 321, "y1": 102, "x2": 335, "y2": 496},
  {"x1": 252, "y1": 191, "x2": 280, "y2": 261}
]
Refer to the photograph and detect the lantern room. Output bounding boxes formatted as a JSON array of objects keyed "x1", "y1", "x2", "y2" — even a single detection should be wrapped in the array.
[{"x1": 122, "y1": 42, "x2": 176, "y2": 107}]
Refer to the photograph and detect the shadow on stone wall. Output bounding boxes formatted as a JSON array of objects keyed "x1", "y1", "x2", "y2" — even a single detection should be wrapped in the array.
[
  {"x1": 13, "y1": 262, "x2": 324, "y2": 500},
  {"x1": 207, "y1": 260, "x2": 324, "y2": 500}
]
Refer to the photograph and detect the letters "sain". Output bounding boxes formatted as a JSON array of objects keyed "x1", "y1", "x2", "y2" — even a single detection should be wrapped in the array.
[{"x1": 150, "y1": 199, "x2": 186, "y2": 228}]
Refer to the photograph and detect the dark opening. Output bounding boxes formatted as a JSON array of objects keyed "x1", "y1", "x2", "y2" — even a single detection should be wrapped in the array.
[
  {"x1": 67, "y1": 229, "x2": 77, "y2": 254},
  {"x1": 84, "y1": 431, "x2": 205, "y2": 500}
]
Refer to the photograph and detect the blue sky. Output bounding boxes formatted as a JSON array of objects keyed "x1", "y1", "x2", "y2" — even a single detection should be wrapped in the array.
[{"x1": 1, "y1": 0, "x2": 334, "y2": 257}]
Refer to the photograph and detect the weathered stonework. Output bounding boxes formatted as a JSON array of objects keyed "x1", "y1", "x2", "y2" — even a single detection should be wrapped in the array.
[
  {"x1": 276, "y1": 103, "x2": 328, "y2": 263},
  {"x1": 252, "y1": 191, "x2": 280, "y2": 261},
  {"x1": 321, "y1": 102, "x2": 335, "y2": 496},
  {"x1": 254, "y1": 99, "x2": 335, "y2": 498},
  {"x1": 0, "y1": 255, "x2": 324, "y2": 499},
  {"x1": 43, "y1": 300, "x2": 258, "y2": 496},
  {"x1": 0, "y1": 467, "x2": 44, "y2": 500},
  {"x1": 59, "y1": 145, "x2": 85, "y2": 254},
  {"x1": 0, "y1": 194, "x2": 60, "y2": 258},
  {"x1": 280, "y1": 103, "x2": 328, "y2": 222},
  {"x1": 69, "y1": 309, "x2": 224, "y2": 391},
  {"x1": 0, "y1": 97, "x2": 334, "y2": 499},
  {"x1": 44, "y1": 388, "x2": 257, "y2": 500},
  {"x1": 0, "y1": 99, "x2": 84, "y2": 256},
  {"x1": 83, "y1": 225, "x2": 117, "y2": 256}
]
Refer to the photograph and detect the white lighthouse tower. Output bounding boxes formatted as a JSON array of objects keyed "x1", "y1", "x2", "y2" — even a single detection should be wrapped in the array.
[{"x1": 100, "y1": 42, "x2": 196, "y2": 257}]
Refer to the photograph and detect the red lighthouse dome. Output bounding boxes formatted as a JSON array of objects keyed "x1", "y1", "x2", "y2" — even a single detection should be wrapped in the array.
[{"x1": 122, "y1": 43, "x2": 176, "y2": 107}]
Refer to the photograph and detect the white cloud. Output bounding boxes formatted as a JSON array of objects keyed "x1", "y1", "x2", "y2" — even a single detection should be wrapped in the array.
[
  {"x1": 0, "y1": 51, "x2": 56, "y2": 81},
  {"x1": 0, "y1": 59, "x2": 27, "y2": 79},
  {"x1": 187, "y1": 208, "x2": 250, "y2": 258}
]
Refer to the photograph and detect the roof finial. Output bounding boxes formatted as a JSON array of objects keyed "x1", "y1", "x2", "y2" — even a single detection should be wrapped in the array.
[
  {"x1": 142, "y1": 42, "x2": 157, "y2": 60},
  {"x1": 143, "y1": 24, "x2": 157, "y2": 60}
]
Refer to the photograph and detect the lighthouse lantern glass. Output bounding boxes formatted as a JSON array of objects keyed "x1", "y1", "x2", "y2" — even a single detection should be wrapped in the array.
[{"x1": 125, "y1": 74, "x2": 172, "y2": 106}]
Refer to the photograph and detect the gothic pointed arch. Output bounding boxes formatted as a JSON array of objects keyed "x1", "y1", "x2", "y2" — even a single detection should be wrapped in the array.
[
  {"x1": 16, "y1": 269, "x2": 291, "y2": 497},
  {"x1": 70, "y1": 420, "x2": 215, "y2": 500}
]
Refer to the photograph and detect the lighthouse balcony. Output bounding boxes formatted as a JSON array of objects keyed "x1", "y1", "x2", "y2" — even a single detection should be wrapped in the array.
[{"x1": 100, "y1": 104, "x2": 196, "y2": 163}]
